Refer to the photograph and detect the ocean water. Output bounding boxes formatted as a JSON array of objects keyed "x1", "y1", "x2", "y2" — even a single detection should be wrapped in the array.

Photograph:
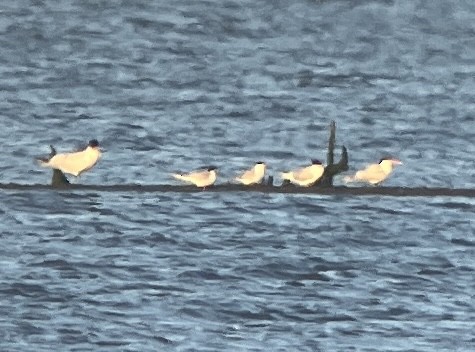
[{"x1": 0, "y1": 0, "x2": 474, "y2": 351}]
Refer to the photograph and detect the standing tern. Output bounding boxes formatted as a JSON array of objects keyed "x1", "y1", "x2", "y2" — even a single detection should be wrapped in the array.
[
  {"x1": 235, "y1": 161, "x2": 266, "y2": 185},
  {"x1": 344, "y1": 157, "x2": 402, "y2": 185},
  {"x1": 38, "y1": 139, "x2": 102, "y2": 177},
  {"x1": 172, "y1": 166, "x2": 218, "y2": 188},
  {"x1": 281, "y1": 159, "x2": 325, "y2": 187}
]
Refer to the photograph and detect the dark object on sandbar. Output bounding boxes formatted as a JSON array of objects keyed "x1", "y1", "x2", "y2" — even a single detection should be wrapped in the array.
[{"x1": 315, "y1": 120, "x2": 349, "y2": 187}]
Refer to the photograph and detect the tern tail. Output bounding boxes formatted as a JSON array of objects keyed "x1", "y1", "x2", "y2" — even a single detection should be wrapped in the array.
[
  {"x1": 37, "y1": 158, "x2": 50, "y2": 166},
  {"x1": 172, "y1": 174, "x2": 188, "y2": 182},
  {"x1": 37, "y1": 145, "x2": 57, "y2": 166}
]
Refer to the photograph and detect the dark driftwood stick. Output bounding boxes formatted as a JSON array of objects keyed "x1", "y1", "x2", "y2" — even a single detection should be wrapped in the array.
[
  {"x1": 47, "y1": 145, "x2": 70, "y2": 188},
  {"x1": 266, "y1": 175, "x2": 274, "y2": 186},
  {"x1": 327, "y1": 120, "x2": 335, "y2": 166},
  {"x1": 321, "y1": 146, "x2": 348, "y2": 183},
  {"x1": 52, "y1": 169, "x2": 70, "y2": 187},
  {"x1": 316, "y1": 121, "x2": 349, "y2": 187}
]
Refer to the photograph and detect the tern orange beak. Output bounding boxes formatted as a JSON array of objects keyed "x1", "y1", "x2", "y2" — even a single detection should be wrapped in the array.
[{"x1": 391, "y1": 159, "x2": 402, "y2": 165}]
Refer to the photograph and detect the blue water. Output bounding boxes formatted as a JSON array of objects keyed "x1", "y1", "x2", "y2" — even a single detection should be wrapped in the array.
[{"x1": 1, "y1": 0, "x2": 474, "y2": 351}]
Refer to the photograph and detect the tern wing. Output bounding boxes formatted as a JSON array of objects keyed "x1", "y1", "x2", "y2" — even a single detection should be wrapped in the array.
[
  {"x1": 173, "y1": 169, "x2": 209, "y2": 183},
  {"x1": 240, "y1": 169, "x2": 254, "y2": 179},
  {"x1": 47, "y1": 151, "x2": 89, "y2": 176},
  {"x1": 236, "y1": 168, "x2": 255, "y2": 183},
  {"x1": 292, "y1": 166, "x2": 314, "y2": 182},
  {"x1": 355, "y1": 164, "x2": 385, "y2": 183},
  {"x1": 186, "y1": 169, "x2": 210, "y2": 181}
]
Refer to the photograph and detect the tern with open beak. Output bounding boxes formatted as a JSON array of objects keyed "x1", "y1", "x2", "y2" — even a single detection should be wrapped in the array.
[
  {"x1": 281, "y1": 159, "x2": 325, "y2": 187},
  {"x1": 38, "y1": 139, "x2": 102, "y2": 177},
  {"x1": 235, "y1": 161, "x2": 266, "y2": 185},
  {"x1": 344, "y1": 157, "x2": 402, "y2": 185},
  {"x1": 172, "y1": 166, "x2": 218, "y2": 188}
]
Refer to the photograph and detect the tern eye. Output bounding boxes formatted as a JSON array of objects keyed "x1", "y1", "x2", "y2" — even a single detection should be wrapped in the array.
[{"x1": 88, "y1": 139, "x2": 100, "y2": 147}]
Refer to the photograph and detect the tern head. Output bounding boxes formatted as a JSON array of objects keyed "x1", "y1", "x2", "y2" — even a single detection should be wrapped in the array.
[
  {"x1": 379, "y1": 157, "x2": 402, "y2": 165},
  {"x1": 311, "y1": 159, "x2": 323, "y2": 165},
  {"x1": 255, "y1": 161, "x2": 266, "y2": 169},
  {"x1": 254, "y1": 161, "x2": 266, "y2": 174},
  {"x1": 88, "y1": 139, "x2": 100, "y2": 149},
  {"x1": 207, "y1": 166, "x2": 218, "y2": 171}
]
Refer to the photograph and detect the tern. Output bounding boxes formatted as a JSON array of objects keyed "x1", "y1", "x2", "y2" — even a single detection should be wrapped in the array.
[
  {"x1": 38, "y1": 139, "x2": 102, "y2": 177},
  {"x1": 344, "y1": 157, "x2": 402, "y2": 185},
  {"x1": 172, "y1": 166, "x2": 218, "y2": 188},
  {"x1": 281, "y1": 159, "x2": 325, "y2": 187},
  {"x1": 235, "y1": 161, "x2": 266, "y2": 185}
]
